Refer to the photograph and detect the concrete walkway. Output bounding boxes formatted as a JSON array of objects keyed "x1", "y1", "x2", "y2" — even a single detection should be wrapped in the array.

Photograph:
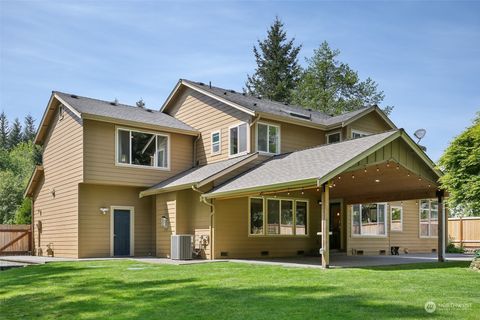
[{"x1": 0, "y1": 253, "x2": 473, "y2": 269}]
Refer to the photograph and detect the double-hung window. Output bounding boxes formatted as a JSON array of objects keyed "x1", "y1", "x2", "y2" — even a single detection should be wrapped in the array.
[
  {"x1": 352, "y1": 203, "x2": 387, "y2": 236},
  {"x1": 249, "y1": 197, "x2": 308, "y2": 236},
  {"x1": 257, "y1": 123, "x2": 280, "y2": 154},
  {"x1": 229, "y1": 123, "x2": 248, "y2": 156},
  {"x1": 390, "y1": 206, "x2": 403, "y2": 231},
  {"x1": 420, "y1": 199, "x2": 438, "y2": 237},
  {"x1": 211, "y1": 131, "x2": 221, "y2": 155},
  {"x1": 117, "y1": 128, "x2": 169, "y2": 169}
]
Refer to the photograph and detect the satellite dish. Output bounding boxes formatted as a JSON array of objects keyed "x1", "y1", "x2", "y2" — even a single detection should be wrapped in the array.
[{"x1": 414, "y1": 129, "x2": 426, "y2": 143}]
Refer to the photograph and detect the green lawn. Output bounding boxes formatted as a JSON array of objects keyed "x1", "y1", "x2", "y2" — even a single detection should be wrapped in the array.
[{"x1": 0, "y1": 260, "x2": 478, "y2": 319}]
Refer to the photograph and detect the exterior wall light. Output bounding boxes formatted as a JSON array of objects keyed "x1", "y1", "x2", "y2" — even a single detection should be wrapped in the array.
[
  {"x1": 160, "y1": 215, "x2": 170, "y2": 230},
  {"x1": 99, "y1": 207, "x2": 109, "y2": 215}
]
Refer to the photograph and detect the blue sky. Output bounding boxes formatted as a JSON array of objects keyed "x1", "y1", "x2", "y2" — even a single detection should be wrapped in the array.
[{"x1": 0, "y1": 0, "x2": 479, "y2": 161}]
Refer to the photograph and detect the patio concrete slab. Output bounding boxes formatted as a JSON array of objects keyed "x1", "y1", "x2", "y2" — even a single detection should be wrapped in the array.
[{"x1": 229, "y1": 253, "x2": 474, "y2": 269}]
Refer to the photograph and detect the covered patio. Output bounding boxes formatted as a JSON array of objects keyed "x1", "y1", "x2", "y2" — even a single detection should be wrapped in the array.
[{"x1": 204, "y1": 130, "x2": 447, "y2": 267}]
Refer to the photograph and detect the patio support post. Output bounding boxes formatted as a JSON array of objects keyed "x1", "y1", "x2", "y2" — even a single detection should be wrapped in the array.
[
  {"x1": 321, "y1": 182, "x2": 330, "y2": 268},
  {"x1": 436, "y1": 189, "x2": 445, "y2": 262}
]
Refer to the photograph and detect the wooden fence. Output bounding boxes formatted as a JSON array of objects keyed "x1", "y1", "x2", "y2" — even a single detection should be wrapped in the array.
[
  {"x1": 0, "y1": 224, "x2": 32, "y2": 255},
  {"x1": 448, "y1": 217, "x2": 480, "y2": 249}
]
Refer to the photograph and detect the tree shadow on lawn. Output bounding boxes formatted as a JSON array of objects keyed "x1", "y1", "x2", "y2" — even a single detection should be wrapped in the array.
[{"x1": 1, "y1": 274, "x2": 432, "y2": 320}]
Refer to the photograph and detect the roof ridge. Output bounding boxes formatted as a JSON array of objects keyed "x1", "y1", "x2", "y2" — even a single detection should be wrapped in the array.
[
  {"x1": 182, "y1": 79, "x2": 333, "y2": 118},
  {"x1": 54, "y1": 91, "x2": 160, "y2": 113}
]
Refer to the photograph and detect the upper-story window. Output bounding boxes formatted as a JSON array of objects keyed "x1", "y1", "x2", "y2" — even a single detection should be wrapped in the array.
[
  {"x1": 211, "y1": 131, "x2": 221, "y2": 155},
  {"x1": 326, "y1": 131, "x2": 341, "y2": 144},
  {"x1": 257, "y1": 122, "x2": 280, "y2": 154},
  {"x1": 229, "y1": 123, "x2": 248, "y2": 156},
  {"x1": 117, "y1": 128, "x2": 169, "y2": 169},
  {"x1": 351, "y1": 129, "x2": 371, "y2": 139}
]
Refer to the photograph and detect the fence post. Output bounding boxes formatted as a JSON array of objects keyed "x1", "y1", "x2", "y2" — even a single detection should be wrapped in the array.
[{"x1": 459, "y1": 215, "x2": 463, "y2": 249}]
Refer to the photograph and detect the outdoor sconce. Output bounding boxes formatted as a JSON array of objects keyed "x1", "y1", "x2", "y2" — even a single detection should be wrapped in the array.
[
  {"x1": 160, "y1": 215, "x2": 169, "y2": 230},
  {"x1": 99, "y1": 207, "x2": 109, "y2": 215}
]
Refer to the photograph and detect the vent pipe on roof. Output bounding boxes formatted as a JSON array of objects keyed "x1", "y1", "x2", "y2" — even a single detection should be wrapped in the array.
[
  {"x1": 209, "y1": 81, "x2": 212, "y2": 89},
  {"x1": 110, "y1": 98, "x2": 119, "y2": 106},
  {"x1": 136, "y1": 99, "x2": 145, "y2": 108}
]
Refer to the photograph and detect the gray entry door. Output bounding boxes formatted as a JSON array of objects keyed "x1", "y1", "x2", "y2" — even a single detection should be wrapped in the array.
[{"x1": 113, "y1": 209, "x2": 131, "y2": 256}]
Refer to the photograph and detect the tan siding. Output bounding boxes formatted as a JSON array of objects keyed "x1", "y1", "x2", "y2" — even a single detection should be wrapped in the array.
[
  {"x1": 346, "y1": 112, "x2": 392, "y2": 138},
  {"x1": 347, "y1": 200, "x2": 438, "y2": 255},
  {"x1": 214, "y1": 196, "x2": 321, "y2": 259},
  {"x1": 78, "y1": 184, "x2": 154, "y2": 258},
  {"x1": 83, "y1": 119, "x2": 194, "y2": 186},
  {"x1": 155, "y1": 189, "x2": 212, "y2": 259},
  {"x1": 33, "y1": 106, "x2": 83, "y2": 258},
  {"x1": 252, "y1": 119, "x2": 325, "y2": 154},
  {"x1": 166, "y1": 88, "x2": 252, "y2": 165}
]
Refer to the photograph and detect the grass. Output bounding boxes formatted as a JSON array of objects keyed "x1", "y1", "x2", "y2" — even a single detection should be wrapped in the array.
[{"x1": 0, "y1": 260, "x2": 478, "y2": 319}]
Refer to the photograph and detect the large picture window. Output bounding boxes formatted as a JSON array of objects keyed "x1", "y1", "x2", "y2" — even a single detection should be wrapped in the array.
[
  {"x1": 117, "y1": 128, "x2": 169, "y2": 169},
  {"x1": 352, "y1": 203, "x2": 387, "y2": 236},
  {"x1": 229, "y1": 123, "x2": 248, "y2": 156},
  {"x1": 257, "y1": 123, "x2": 280, "y2": 154},
  {"x1": 420, "y1": 199, "x2": 438, "y2": 237},
  {"x1": 249, "y1": 197, "x2": 308, "y2": 236}
]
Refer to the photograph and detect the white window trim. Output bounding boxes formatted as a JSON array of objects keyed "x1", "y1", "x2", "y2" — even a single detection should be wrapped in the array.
[
  {"x1": 115, "y1": 126, "x2": 171, "y2": 171},
  {"x1": 228, "y1": 122, "x2": 249, "y2": 158},
  {"x1": 255, "y1": 121, "x2": 281, "y2": 155},
  {"x1": 248, "y1": 196, "x2": 309, "y2": 237},
  {"x1": 110, "y1": 206, "x2": 135, "y2": 257},
  {"x1": 351, "y1": 203, "x2": 388, "y2": 238},
  {"x1": 211, "y1": 130, "x2": 221, "y2": 156},
  {"x1": 390, "y1": 205, "x2": 403, "y2": 232},
  {"x1": 326, "y1": 131, "x2": 342, "y2": 144},
  {"x1": 419, "y1": 199, "x2": 439, "y2": 239},
  {"x1": 351, "y1": 129, "x2": 371, "y2": 139}
]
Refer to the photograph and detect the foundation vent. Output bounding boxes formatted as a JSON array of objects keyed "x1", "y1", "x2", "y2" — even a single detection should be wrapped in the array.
[
  {"x1": 297, "y1": 250, "x2": 305, "y2": 256},
  {"x1": 220, "y1": 251, "x2": 228, "y2": 257},
  {"x1": 261, "y1": 251, "x2": 269, "y2": 256},
  {"x1": 379, "y1": 250, "x2": 386, "y2": 255}
]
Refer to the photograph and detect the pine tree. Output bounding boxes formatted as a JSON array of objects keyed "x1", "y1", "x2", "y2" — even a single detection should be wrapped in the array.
[
  {"x1": 0, "y1": 111, "x2": 9, "y2": 149},
  {"x1": 23, "y1": 114, "x2": 36, "y2": 142},
  {"x1": 292, "y1": 41, "x2": 393, "y2": 115},
  {"x1": 245, "y1": 17, "x2": 302, "y2": 103},
  {"x1": 8, "y1": 118, "x2": 23, "y2": 149}
]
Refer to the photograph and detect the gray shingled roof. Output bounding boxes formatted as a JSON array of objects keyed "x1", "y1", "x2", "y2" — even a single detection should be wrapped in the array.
[
  {"x1": 205, "y1": 130, "x2": 399, "y2": 197},
  {"x1": 182, "y1": 79, "x2": 374, "y2": 128},
  {"x1": 140, "y1": 153, "x2": 257, "y2": 196},
  {"x1": 55, "y1": 91, "x2": 197, "y2": 133}
]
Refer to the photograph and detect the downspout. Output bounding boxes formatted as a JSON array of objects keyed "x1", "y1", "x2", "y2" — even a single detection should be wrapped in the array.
[
  {"x1": 192, "y1": 185, "x2": 215, "y2": 260},
  {"x1": 249, "y1": 113, "x2": 260, "y2": 153},
  {"x1": 193, "y1": 134, "x2": 201, "y2": 167}
]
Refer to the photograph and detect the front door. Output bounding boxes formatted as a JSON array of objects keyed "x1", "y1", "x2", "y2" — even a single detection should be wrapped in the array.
[
  {"x1": 329, "y1": 203, "x2": 341, "y2": 250},
  {"x1": 113, "y1": 209, "x2": 131, "y2": 256}
]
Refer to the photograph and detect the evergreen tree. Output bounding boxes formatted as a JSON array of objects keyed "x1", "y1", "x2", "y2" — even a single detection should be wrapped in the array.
[
  {"x1": 23, "y1": 114, "x2": 36, "y2": 142},
  {"x1": 245, "y1": 17, "x2": 302, "y2": 103},
  {"x1": 0, "y1": 111, "x2": 9, "y2": 149},
  {"x1": 292, "y1": 41, "x2": 393, "y2": 115},
  {"x1": 8, "y1": 118, "x2": 22, "y2": 149}
]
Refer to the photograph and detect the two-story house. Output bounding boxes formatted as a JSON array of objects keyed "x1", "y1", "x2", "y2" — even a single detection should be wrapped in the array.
[{"x1": 25, "y1": 79, "x2": 446, "y2": 267}]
